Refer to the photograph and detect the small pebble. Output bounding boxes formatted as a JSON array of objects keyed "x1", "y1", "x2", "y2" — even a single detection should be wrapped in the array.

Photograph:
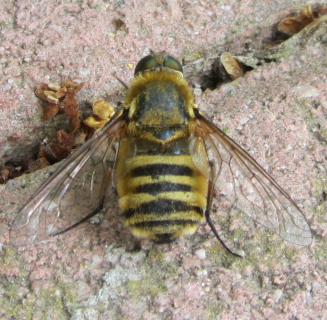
[{"x1": 195, "y1": 249, "x2": 206, "y2": 260}]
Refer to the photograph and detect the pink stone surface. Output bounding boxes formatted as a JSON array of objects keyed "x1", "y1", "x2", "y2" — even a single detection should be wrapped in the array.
[{"x1": 1, "y1": 1, "x2": 327, "y2": 319}]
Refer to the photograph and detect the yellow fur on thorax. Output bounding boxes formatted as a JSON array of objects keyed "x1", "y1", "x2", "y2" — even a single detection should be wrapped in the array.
[{"x1": 124, "y1": 69, "x2": 195, "y2": 120}]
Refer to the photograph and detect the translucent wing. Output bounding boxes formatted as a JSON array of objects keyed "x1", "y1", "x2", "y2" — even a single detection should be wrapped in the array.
[
  {"x1": 10, "y1": 112, "x2": 126, "y2": 246},
  {"x1": 191, "y1": 110, "x2": 312, "y2": 252}
]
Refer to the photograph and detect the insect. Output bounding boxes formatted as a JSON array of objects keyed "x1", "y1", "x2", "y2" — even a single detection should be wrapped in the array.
[{"x1": 10, "y1": 52, "x2": 312, "y2": 255}]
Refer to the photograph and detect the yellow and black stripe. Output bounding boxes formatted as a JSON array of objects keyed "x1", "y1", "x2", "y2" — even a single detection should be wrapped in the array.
[{"x1": 116, "y1": 152, "x2": 208, "y2": 243}]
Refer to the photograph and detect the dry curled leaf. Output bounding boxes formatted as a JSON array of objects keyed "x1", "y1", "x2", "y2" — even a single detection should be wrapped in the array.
[
  {"x1": 44, "y1": 130, "x2": 75, "y2": 163},
  {"x1": 84, "y1": 100, "x2": 115, "y2": 130},
  {"x1": 114, "y1": 18, "x2": 126, "y2": 31},
  {"x1": 42, "y1": 103, "x2": 60, "y2": 121},
  {"x1": 0, "y1": 168, "x2": 10, "y2": 184},
  {"x1": 0, "y1": 165, "x2": 23, "y2": 184},
  {"x1": 45, "y1": 143, "x2": 71, "y2": 163},
  {"x1": 57, "y1": 130, "x2": 74, "y2": 149},
  {"x1": 35, "y1": 83, "x2": 50, "y2": 101},
  {"x1": 69, "y1": 114, "x2": 81, "y2": 133},
  {"x1": 220, "y1": 53, "x2": 244, "y2": 80},
  {"x1": 278, "y1": 4, "x2": 327, "y2": 36},
  {"x1": 24, "y1": 157, "x2": 50, "y2": 174},
  {"x1": 0, "y1": 81, "x2": 88, "y2": 184},
  {"x1": 35, "y1": 79, "x2": 86, "y2": 120},
  {"x1": 6, "y1": 80, "x2": 118, "y2": 184},
  {"x1": 34, "y1": 80, "x2": 89, "y2": 164}
]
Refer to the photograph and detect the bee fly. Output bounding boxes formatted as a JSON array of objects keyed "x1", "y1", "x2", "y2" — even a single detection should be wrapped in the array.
[{"x1": 10, "y1": 52, "x2": 312, "y2": 256}]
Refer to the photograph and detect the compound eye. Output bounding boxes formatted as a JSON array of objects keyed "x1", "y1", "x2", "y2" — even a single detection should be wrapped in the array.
[
  {"x1": 163, "y1": 55, "x2": 183, "y2": 73},
  {"x1": 134, "y1": 55, "x2": 157, "y2": 75},
  {"x1": 134, "y1": 53, "x2": 183, "y2": 75}
]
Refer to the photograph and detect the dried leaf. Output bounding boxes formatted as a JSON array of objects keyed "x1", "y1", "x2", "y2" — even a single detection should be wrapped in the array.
[
  {"x1": 278, "y1": 4, "x2": 326, "y2": 36},
  {"x1": 59, "y1": 93, "x2": 79, "y2": 116},
  {"x1": 114, "y1": 18, "x2": 126, "y2": 31},
  {"x1": 44, "y1": 90, "x2": 60, "y2": 103},
  {"x1": 37, "y1": 142, "x2": 47, "y2": 159},
  {"x1": 25, "y1": 157, "x2": 50, "y2": 174},
  {"x1": 0, "y1": 168, "x2": 10, "y2": 184},
  {"x1": 55, "y1": 90, "x2": 66, "y2": 99},
  {"x1": 69, "y1": 114, "x2": 81, "y2": 133},
  {"x1": 35, "y1": 83, "x2": 49, "y2": 100},
  {"x1": 220, "y1": 53, "x2": 244, "y2": 80},
  {"x1": 84, "y1": 116, "x2": 107, "y2": 129},
  {"x1": 278, "y1": 18, "x2": 306, "y2": 36},
  {"x1": 83, "y1": 100, "x2": 115, "y2": 130},
  {"x1": 93, "y1": 100, "x2": 115, "y2": 120},
  {"x1": 48, "y1": 82, "x2": 61, "y2": 91},
  {"x1": 43, "y1": 103, "x2": 59, "y2": 120},
  {"x1": 35, "y1": 79, "x2": 85, "y2": 120},
  {"x1": 45, "y1": 143, "x2": 71, "y2": 163},
  {"x1": 57, "y1": 130, "x2": 74, "y2": 149}
]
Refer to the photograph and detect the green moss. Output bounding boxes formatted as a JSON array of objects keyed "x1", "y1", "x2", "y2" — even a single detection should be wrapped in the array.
[
  {"x1": 320, "y1": 130, "x2": 327, "y2": 141},
  {"x1": 315, "y1": 203, "x2": 326, "y2": 217},
  {"x1": 313, "y1": 242, "x2": 327, "y2": 262},
  {"x1": 193, "y1": 53, "x2": 202, "y2": 59},
  {"x1": 125, "y1": 248, "x2": 182, "y2": 299},
  {"x1": 222, "y1": 126, "x2": 230, "y2": 134},
  {"x1": 207, "y1": 302, "x2": 223, "y2": 319},
  {"x1": 207, "y1": 243, "x2": 237, "y2": 267},
  {"x1": 127, "y1": 272, "x2": 166, "y2": 298},
  {"x1": 146, "y1": 248, "x2": 164, "y2": 264},
  {"x1": 231, "y1": 26, "x2": 240, "y2": 34},
  {"x1": 0, "y1": 247, "x2": 29, "y2": 279},
  {"x1": 57, "y1": 280, "x2": 77, "y2": 305},
  {"x1": 282, "y1": 245, "x2": 298, "y2": 261},
  {"x1": 0, "y1": 20, "x2": 10, "y2": 30},
  {"x1": 165, "y1": 262, "x2": 179, "y2": 275},
  {"x1": 257, "y1": 230, "x2": 283, "y2": 254},
  {"x1": 312, "y1": 177, "x2": 327, "y2": 198},
  {"x1": 183, "y1": 48, "x2": 190, "y2": 56},
  {"x1": 127, "y1": 280, "x2": 140, "y2": 296},
  {"x1": 12, "y1": 305, "x2": 33, "y2": 319},
  {"x1": 4, "y1": 280, "x2": 71, "y2": 320}
]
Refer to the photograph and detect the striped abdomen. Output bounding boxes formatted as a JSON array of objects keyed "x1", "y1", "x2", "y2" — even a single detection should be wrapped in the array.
[{"x1": 116, "y1": 147, "x2": 208, "y2": 243}]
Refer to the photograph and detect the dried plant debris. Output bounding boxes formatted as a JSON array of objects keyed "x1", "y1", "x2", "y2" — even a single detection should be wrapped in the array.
[
  {"x1": 1, "y1": 80, "x2": 90, "y2": 184},
  {"x1": 227, "y1": 4, "x2": 327, "y2": 68},
  {"x1": 220, "y1": 53, "x2": 244, "y2": 80},
  {"x1": 35, "y1": 79, "x2": 87, "y2": 161},
  {"x1": 200, "y1": 53, "x2": 251, "y2": 91},
  {"x1": 1, "y1": 145, "x2": 51, "y2": 183},
  {"x1": 24, "y1": 157, "x2": 50, "y2": 174},
  {"x1": 34, "y1": 79, "x2": 91, "y2": 160},
  {"x1": 0, "y1": 86, "x2": 116, "y2": 184},
  {"x1": 44, "y1": 130, "x2": 75, "y2": 163},
  {"x1": 35, "y1": 89, "x2": 117, "y2": 166},
  {"x1": 278, "y1": 4, "x2": 327, "y2": 36},
  {"x1": 0, "y1": 166, "x2": 21, "y2": 184},
  {"x1": 257, "y1": 5, "x2": 327, "y2": 61},
  {"x1": 35, "y1": 79, "x2": 85, "y2": 121},
  {"x1": 84, "y1": 100, "x2": 115, "y2": 131},
  {"x1": 113, "y1": 18, "x2": 126, "y2": 31}
]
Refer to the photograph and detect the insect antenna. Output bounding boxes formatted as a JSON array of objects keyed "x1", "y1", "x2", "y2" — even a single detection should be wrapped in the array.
[{"x1": 112, "y1": 73, "x2": 129, "y2": 89}]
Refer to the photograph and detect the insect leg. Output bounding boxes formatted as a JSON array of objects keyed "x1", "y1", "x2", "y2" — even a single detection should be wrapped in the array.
[
  {"x1": 54, "y1": 202, "x2": 104, "y2": 236},
  {"x1": 132, "y1": 238, "x2": 142, "y2": 251},
  {"x1": 206, "y1": 178, "x2": 243, "y2": 258}
]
